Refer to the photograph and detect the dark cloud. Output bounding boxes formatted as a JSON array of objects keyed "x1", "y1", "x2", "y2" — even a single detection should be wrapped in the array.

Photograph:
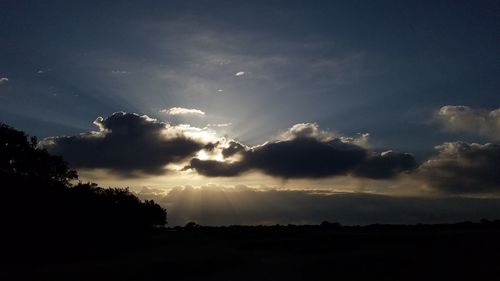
[
  {"x1": 221, "y1": 140, "x2": 247, "y2": 158},
  {"x1": 418, "y1": 142, "x2": 500, "y2": 194},
  {"x1": 188, "y1": 134, "x2": 416, "y2": 179},
  {"x1": 43, "y1": 112, "x2": 205, "y2": 176},
  {"x1": 247, "y1": 138, "x2": 367, "y2": 178},
  {"x1": 43, "y1": 116, "x2": 417, "y2": 180},
  {"x1": 139, "y1": 186, "x2": 500, "y2": 226},
  {"x1": 203, "y1": 141, "x2": 219, "y2": 152},
  {"x1": 352, "y1": 151, "x2": 417, "y2": 179}
]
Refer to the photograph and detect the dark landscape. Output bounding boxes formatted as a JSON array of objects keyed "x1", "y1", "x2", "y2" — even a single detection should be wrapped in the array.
[{"x1": 4, "y1": 222, "x2": 500, "y2": 281}]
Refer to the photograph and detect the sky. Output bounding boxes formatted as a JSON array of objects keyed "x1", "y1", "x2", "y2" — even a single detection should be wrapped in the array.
[{"x1": 1, "y1": 0, "x2": 499, "y2": 225}]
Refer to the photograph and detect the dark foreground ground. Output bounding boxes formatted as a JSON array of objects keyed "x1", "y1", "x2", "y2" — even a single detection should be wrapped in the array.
[{"x1": 3, "y1": 223, "x2": 500, "y2": 281}]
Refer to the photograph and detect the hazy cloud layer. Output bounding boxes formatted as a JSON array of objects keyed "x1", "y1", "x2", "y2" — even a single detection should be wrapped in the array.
[
  {"x1": 418, "y1": 142, "x2": 500, "y2": 194},
  {"x1": 137, "y1": 186, "x2": 500, "y2": 226},
  {"x1": 436, "y1": 105, "x2": 500, "y2": 140},
  {"x1": 43, "y1": 112, "x2": 205, "y2": 176},
  {"x1": 187, "y1": 123, "x2": 416, "y2": 179},
  {"x1": 160, "y1": 107, "x2": 206, "y2": 116}
]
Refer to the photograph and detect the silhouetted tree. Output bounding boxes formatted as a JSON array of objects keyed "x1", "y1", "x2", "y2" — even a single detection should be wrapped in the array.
[
  {"x1": 320, "y1": 221, "x2": 342, "y2": 230},
  {"x1": 0, "y1": 123, "x2": 77, "y2": 185},
  {"x1": 184, "y1": 221, "x2": 201, "y2": 229},
  {"x1": 0, "y1": 122, "x2": 167, "y2": 261}
]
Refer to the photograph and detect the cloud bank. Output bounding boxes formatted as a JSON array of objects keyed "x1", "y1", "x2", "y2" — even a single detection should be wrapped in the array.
[
  {"x1": 418, "y1": 142, "x2": 500, "y2": 194},
  {"x1": 187, "y1": 123, "x2": 416, "y2": 179},
  {"x1": 436, "y1": 105, "x2": 500, "y2": 140},
  {"x1": 42, "y1": 110, "x2": 500, "y2": 195}
]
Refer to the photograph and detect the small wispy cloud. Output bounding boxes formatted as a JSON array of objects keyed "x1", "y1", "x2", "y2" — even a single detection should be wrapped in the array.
[
  {"x1": 207, "y1": 123, "x2": 232, "y2": 127},
  {"x1": 235, "y1": 71, "x2": 245, "y2": 76},
  {"x1": 0, "y1": 77, "x2": 9, "y2": 84},
  {"x1": 111, "y1": 70, "x2": 129, "y2": 74},
  {"x1": 36, "y1": 68, "x2": 51, "y2": 75},
  {"x1": 160, "y1": 107, "x2": 206, "y2": 116}
]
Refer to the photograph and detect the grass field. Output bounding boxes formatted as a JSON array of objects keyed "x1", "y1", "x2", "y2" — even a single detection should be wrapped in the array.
[{"x1": 5, "y1": 224, "x2": 500, "y2": 281}]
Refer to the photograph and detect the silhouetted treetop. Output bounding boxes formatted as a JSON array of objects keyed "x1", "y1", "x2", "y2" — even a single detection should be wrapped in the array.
[{"x1": 0, "y1": 123, "x2": 77, "y2": 185}]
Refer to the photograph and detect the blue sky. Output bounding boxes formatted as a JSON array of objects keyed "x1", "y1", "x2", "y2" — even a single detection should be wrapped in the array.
[{"x1": 2, "y1": 1, "x2": 498, "y2": 152}]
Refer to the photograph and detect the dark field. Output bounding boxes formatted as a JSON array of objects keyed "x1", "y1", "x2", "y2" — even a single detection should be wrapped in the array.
[{"x1": 4, "y1": 224, "x2": 500, "y2": 281}]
